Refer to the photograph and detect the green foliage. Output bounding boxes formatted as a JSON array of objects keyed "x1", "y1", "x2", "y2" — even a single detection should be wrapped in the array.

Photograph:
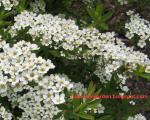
[
  {"x1": 97, "y1": 115, "x2": 112, "y2": 120},
  {"x1": 16, "y1": 0, "x2": 27, "y2": 12},
  {"x1": 0, "y1": 11, "x2": 12, "y2": 27},
  {"x1": 133, "y1": 65, "x2": 150, "y2": 80},
  {"x1": 87, "y1": 4, "x2": 113, "y2": 30},
  {"x1": 62, "y1": 0, "x2": 73, "y2": 8},
  {"x1": 55, "y1": 81, "x2": 104, "y2": 120}
]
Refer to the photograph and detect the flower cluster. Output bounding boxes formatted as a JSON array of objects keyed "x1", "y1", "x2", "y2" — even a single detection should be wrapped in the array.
[
  {"x1": 30, "y1": 0, "x2": 46, "y2": 13},
  {"x1": 9, "y1": 11, "x2": 150, "y2": 86},
  {"x1": 85, "y1": 103, "x2": 105, "y2": 114},
  {"x1": 71, "y1": 82, "x2": 87, "y2": 95},
  {"x1": 17, "y1": 88, "x2": 61, "y2": 120},
  {"x1": 0, "y1": 36, "x2": 74, "y2": 119},
  {"x1": 10, "y1": 74, "x2": 73, "y2": 120},
  {"x1": 127, "y1": 113, "x2": 147, "y2": 120},
  {"x1": 125, "y1": 10, "x2": 150, "y2": 48},
  {"x1": 95, "y1": 38, "x2": 150, "y2": 83},
  {"x1": 0, "y1": 105, "x2": 12, "y2": 120},
  {"x1": 9, "y1": 11, "x2": 84, "y2": 52},
  {"x1": 0, "y1": 39, "x2": 55, "y2": 95},
  {"x1": 0, "y1": 0, "x2": 19, "y2": 10}
]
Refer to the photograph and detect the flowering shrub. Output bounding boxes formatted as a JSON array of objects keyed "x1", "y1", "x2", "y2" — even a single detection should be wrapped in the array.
[{"x1": 0, "y1": 0, "x2": 150, "y2": 120}]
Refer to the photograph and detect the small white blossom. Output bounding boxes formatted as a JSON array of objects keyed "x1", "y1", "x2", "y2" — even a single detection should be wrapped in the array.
[
  {"x1": 0, "y1": 105, "x2": 12, "y2": 120},
  {"x1": 30, "y1": 0, "x2": 46, "y2": 13},
  {"x1": 0, "y1": 0, "x2": 19, "y2": 10},
  {"x1": 145, "y1": 66, "x2": 150, "y2": 73},
  {"x1": 125, "y1": 11, "x2": 150, "y2": 48},
  {"x1": 129, "y1": 101, "x2": 135, "y2": 105},
  {"x1": 118, "y1": 0, "x2": 128, "y2": 5},
  {"x1": 85, "y1": 103, "x2": 105, "y2": 114},
  {"x1": 127, "y1": 113, "x2": 147, "y2": 120},
  {"x1": 51, "y1": 93, "x2": 66, "y2": 104}
]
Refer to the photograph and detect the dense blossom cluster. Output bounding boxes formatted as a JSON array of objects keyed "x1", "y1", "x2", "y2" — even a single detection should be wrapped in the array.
[
  {"x1": 127, "y1": 113, "x2": 147, "y2": 120},
  {"x1": 0, "y1": 0, "x2": 18, "y2": 10},
  {"x1": 10, "y1": 11, "x2": 150, "y2": 62},
  {"x1": 0, "y1": 37, "x2": 74, "y2": 119},
  {"x1": 125, "y1": 10, "x2": 150, "y2": 48},
  {"x1": 17, "y1": 88, "x2": 62, "y2": 120},
  {"x1": 9, "y1": 11, "x2": 84, "y2": 52},
  {"x1": 94, "y1": 35, "x2": 150, "y2": 85},
  {"x1": 0, "y1": 105, "x2": 12, "y2": 120},
  {"x1": 9, "y1": 11, "x2": 150, "y2": 87},
  {"x1": 0, "y1": 39, "x2": 54, "y2": 95}
]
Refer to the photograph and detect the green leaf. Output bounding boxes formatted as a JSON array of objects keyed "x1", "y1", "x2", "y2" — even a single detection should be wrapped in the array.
[
  {"x1": 87, "y1": 99, "x2": 101, "y2": 109},
  {"x1": 75, "y1": 102, "x2": 88, "y2": 112},
  {"x1": 87, "y1": 8, "x2": 96, "y2": 19},
  {"x1": 75, "y1": 113, "x2": 94, "y2": 120},
  {"x1": 0, "y1": 21, "x2": 12, "y2": 27},
  {"x1": 133, "y1": 65, "x2": 150, "y2": 80},
  {"x1": 139, "y1": 73, "x2": 150, "y2": 80},
  {"x1": 134, "y1": 65, "x2": 145, "y2": 74},
  {"x1": 87, "y1": 4, "x2": 104, "y2": 21},
  {"x1": 99, "y1": 23, "x2": 108, "y2": 30},
  {"x1": 63, "y1": 0, "x2": 73, "y2": 7},
  {"x1": 49, "y1": 49, "x2": 60, "y2": 57},
  {"x1": 87, "y1": 81, "x2": 96, "y2": 95},
  {"x1": 75, "y1": 99, "x2": 101, "y2": 112},
  {"x1": 64, "y1": 111, "x2": 79, "y2": 120},
  {"x1": 97, "y1": 115, "x2": 112, "y2": 120},
  {"x1": 88, "y1": 81, "x2": 94, "y2": 91},
  {"x1": 102, "y1": 11, "x2": 113, "y2": 22},
  {"x1": 16, "y1": 0, "x2": 26, "y2": 12},
  {"x1": 73, "y1": 99, "x2": 81, "y2": 108},
  {"x1": 94, "y1": 89, "x2": 101, "y2": 95},
  {"x1": 20, "y1": 0, "x2": 26, "y2": 7},
  {"x1": 57, "y1": 104, "x2": 69, "y2": 110},
  {"x1": 95, "y1": 4, "x2": 103, "y2": 18}
]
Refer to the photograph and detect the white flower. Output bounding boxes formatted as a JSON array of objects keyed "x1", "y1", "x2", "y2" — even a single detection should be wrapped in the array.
[
  {"x1": 30, "y1": 0, "x2": 46, "y2": 13},
  {"x1": 121, "y1": 86, "x2": 129, "y2": 92},
  {"x1": 129, "y1": 101, "x2": 135, "y2": 105},
  {"x1": 125, "y1": 11, "x2": 150, "y2": 48},
  {"x1": 118, "y1": 0, "x2": 128, "y2": 5},
  {"x1": 0, "y1": 105, "x2": 12, "y2": 120},
  {"x1": 127, "y1": 113, "x2": 147, "y2": 120},
  {"x1": 85, "y1": 103, "x2": 105, "y2": 114},
  {"x1": 145, "y1": 66, "x2": 150, "y2": 73},
  {"x1": 51, "y1": 93, "x2": 65, "y2": 104},
  {"x1": 0, "y1": 0, "x2": 19, "y2": 10}
]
